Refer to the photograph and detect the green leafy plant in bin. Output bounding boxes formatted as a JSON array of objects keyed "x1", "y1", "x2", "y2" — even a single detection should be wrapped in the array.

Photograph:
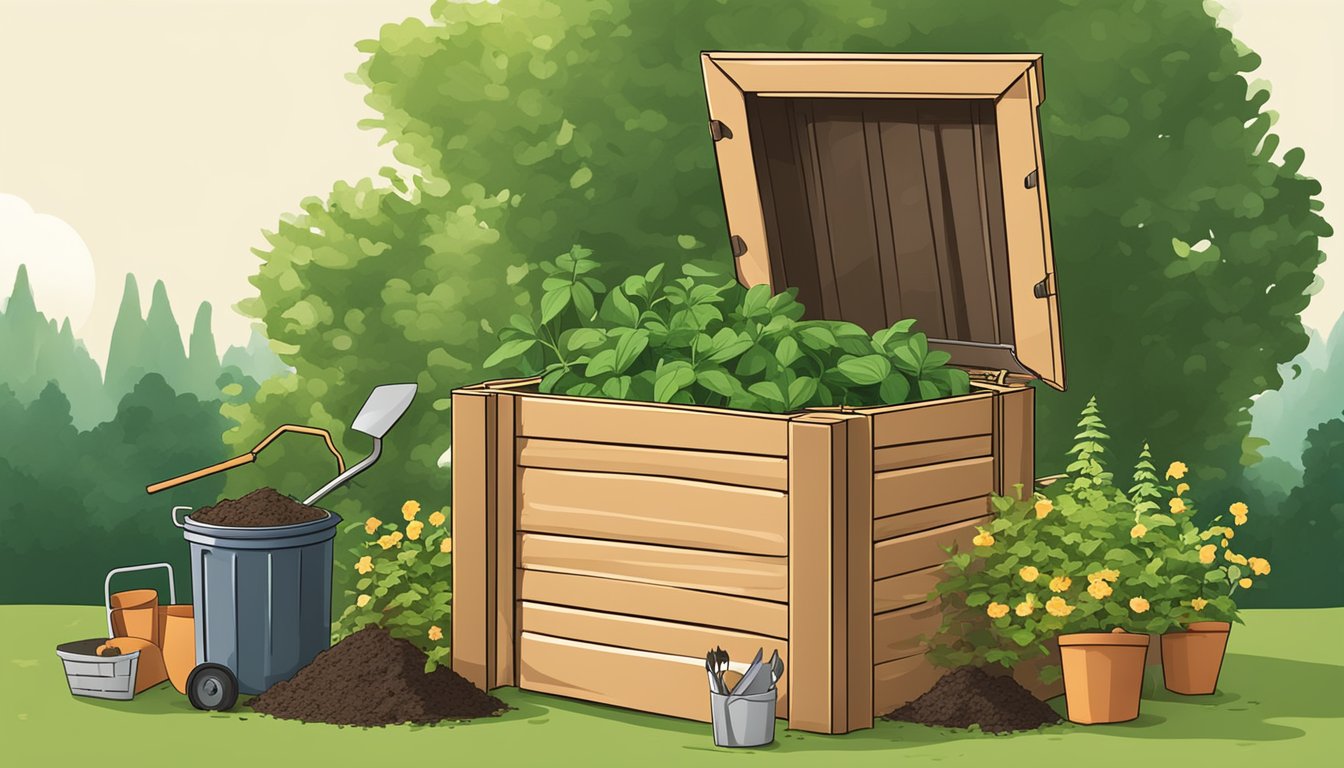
[
  {"x1": 485, "y1": 248, "x2": 970, "y2": 412},
  {"x1": 334, "y1": 500, "x2": 453, "y2": 671}
]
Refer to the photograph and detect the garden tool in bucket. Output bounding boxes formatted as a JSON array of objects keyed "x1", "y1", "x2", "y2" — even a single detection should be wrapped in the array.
[{"x1": 144, "y1": 383, "x2": 418, "y2": 711}]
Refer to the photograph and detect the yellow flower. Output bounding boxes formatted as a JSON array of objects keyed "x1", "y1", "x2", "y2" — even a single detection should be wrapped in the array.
[
  {"x1": 1034, "y1": 499, "x2": 1053, "y2": 519},
  {"x1": 1019, "y1": 566, "x2": 1040, "y2": 583},
  {"x1": 986, "y1": 602, "x2": 1010, "y2": 619},
  {"x1": 1238, "y1": 577, "x2": 1253, "y2": 589},
  {"x1": 1049, "y1": 576, "x2": 1073, "y2": 593},
  {"x1": 377, "y1": 534, "x2": 397, "y2": 550},
  {"x1": 402, "y1": 500, "x2": 421, "y2": 521},
  {"x1": 1221, "y1": 539, "x2": 1229, "y2": 548},
  {"x1": 429, "y1": 510, "x2": 446, "y2": 527},
  {"x1": 364, "y1": 516, "x2": 382, "y2": 535},
  {"x1": 972, "y1": 530, "x2": 995, "y2": 548},
  {"x1": 355, "y1": 555, "x2": 374, "y2": 574},
  {"x1": 407, "y1": 520, "x2": 424, "y2": 541},
  {"x1": 1166, "y1": 461, "x2": 1188, "y2": 480},
  {"x1": 1088, "y1": 569, "x2": 1119, "y2": 583},
  {"x1": 1229, "y1": 502, "x2": 1249, "y2": 526},
  {"x1": 1130, "y1": 523, "x2": 1147, "y2": 539},
  {"x1": 356, "y1": 594, "x2": 371, "y2": 608},
  {"x1": 389, "y1": 530, "x2": 404, "y2": 544},
  {"x1": 428, "y1": 625, "x2": 443, "y2": 641},
  {"x1": 1046, "y1": 596, "x2": 1075, "y2": 617},
  {"x1": 1169, "y1": 497, "x2": 1188, "y2": 514},
  {"x1": 1087, "y1": 580, "x2": 1113, "y2": 600},
  {"x1": 440, "y1": 537, "x2": 453, "y2": 554},
  {"x1": 1222, "y1": 527, "x2": 1235, "y2": 540},
  {"x1": 1015, "y1": 599, "x2": 1036, "y2": 617},
  {"x1": 1248, "y1": 557, "x2": 1271, "y2": 576},
  {"x1": 1198, "y1": 544, "x2": 1216, "y2": 564},
  {"x1": 1175, "y1": 482, "x2": 1190, "y2": 496},
  {"x1": 1191, "y1": 597, "x2": 1208, "y2": 611},
  {"x1": 1129, "y1": 597, "x2": 1150, "y2": 614},
  {"x1": 1224, "y1": 551, "x2": 1247, "y2": 566}
]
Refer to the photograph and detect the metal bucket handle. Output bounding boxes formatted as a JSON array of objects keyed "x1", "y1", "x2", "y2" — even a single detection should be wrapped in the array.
[
  {"x1": 171, "y1": 506, "x2": 192, "y2": 529},
  {"x1": 104, "y1": 562, "x2": 176, "y2": 637}
]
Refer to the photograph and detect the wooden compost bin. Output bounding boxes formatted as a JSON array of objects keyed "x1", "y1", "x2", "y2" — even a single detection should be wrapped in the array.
[{"x1": 453, "y1": 52, "x2": 1065, "y2": 735}]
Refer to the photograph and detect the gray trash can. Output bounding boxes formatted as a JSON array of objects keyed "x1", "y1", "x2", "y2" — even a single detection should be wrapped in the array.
[
  {"x1": 710, "y1": 689, "x2": 777, "y2": 748},
  {"x1": 175, "y1": 506, "x2": 341, "y2": 695}
]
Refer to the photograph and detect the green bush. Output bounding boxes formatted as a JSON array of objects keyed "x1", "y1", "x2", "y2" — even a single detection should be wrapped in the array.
[{"x1": 488, "y1": 249, "x2": 969, "y2": 411}]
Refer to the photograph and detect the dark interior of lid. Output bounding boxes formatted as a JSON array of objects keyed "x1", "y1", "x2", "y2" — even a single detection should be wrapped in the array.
[{"x1": 746, "y1": 95, "x2": 1023, "y2": 372}]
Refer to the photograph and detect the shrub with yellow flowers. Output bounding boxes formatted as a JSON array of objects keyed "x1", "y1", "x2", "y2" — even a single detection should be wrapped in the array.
[{"x1": 333, "y1": 499, "x2": 453, "y2": 671}]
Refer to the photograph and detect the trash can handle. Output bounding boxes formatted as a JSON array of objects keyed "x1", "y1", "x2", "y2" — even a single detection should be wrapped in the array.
[
  {"x1": 104, "y1": 563, "x2": 176, "y2": 637},
  {"x1": 171, "y1": 506, "x2": 192, "y2": 529}
]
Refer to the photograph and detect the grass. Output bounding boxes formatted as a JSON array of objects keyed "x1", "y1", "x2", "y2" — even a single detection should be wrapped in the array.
[{"x1": 6, "y1": 606, "x2": 1342, "y2": 766}]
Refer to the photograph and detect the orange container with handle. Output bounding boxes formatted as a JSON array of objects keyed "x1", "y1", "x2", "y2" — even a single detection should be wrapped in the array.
[{"x1": 105, "y1": 563, "x2": 194, "y2": 694}]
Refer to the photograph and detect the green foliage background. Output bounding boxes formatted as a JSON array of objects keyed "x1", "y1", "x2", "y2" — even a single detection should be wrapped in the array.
[{"x1": 221, "y1": 0, "x2": 1329, "y2": 604}]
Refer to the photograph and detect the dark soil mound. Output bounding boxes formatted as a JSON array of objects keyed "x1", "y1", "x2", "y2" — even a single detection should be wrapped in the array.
[
  {"x1": 190, "y1": 487, "x2": 326, "y2": 527},
  {"x1": 884, "y1": 667, "x2": 1061, "y2": 733},
  {"x1": 248, "y1": 626, "x2": 507, "y2": 726}
]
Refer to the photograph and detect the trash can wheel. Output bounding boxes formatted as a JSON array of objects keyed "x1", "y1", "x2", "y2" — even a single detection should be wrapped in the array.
[{"x1": 187, "y1": 663, "x2": 239, "y2": 711}]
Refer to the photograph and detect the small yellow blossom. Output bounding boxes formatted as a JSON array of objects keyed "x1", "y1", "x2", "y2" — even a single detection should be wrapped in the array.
[
  {"x1": 355, "y1": 555, "x2": 373, "y2": 574},
  {"x1": 429, "y1": 510, "x2": 446, "y2": 527},
  {"x1": 356, "y1": 594, "x2": 371, "y2": 608},
  {"x1": 1230, "y1": 502, "x2": 1249, "y2": 526},
  {"x1": 1015, "y1": 599, "x2": 1036, "y2": 617},
  {"x1": 1248, "y1": 557, "x2": 1271, "y2": 576},
  {"x1": 378, "y1": 534, "x2": 397, "y2": 550},
  {"x1": 1046, "y1": 596, "x2": 1075, "y2": 617},
  {"x1": 1221, "y1": 539, "x2": 1229, "y2": 548},
  {"x1": 1238, "y1": 578, "x2": 1253, "y2": 589},
  {"x1": 1166, "y1": 461, "x2": 1188, "y2": 480},
  {"x1": 402, "y1": 500, "x2": 421, "y2": 521},
  {"x1": 1175, "y1": 482, "x2": 1190, "y2": 496},
  {"x1": 1088, "y1": 569, "x2": 1119, "y2": 583},
  {"x1": 364, "y1": 516, "x2": 382, "y2": 535},
  {"x1": 1222, "y1": 527, "x2": 1235, "y2": 540},
  {"x1": 972, "y1": 530, "x2": 995, "y2": 548},
  {"x1": 1034, "y1": 499, "x2": 1053, "y2": 519},
  {"x1": 1224, "y1": 550, "x2": 1248, "y2": 566},
  {"x1": 407, "y1": 520, "x2": 424, "y2": 541},
  {"x1": 427, "y1": 625, "x2": 443, "y2": 641},
  {"x1": 986, "y1": 602, "x2": 1010, "y2": 619},
  {"x1": 1129, "y1": 597, "x2": 1150, "y2": 614},
  {"x1": 1191, "y1": 597, "x2": 1208, "y2": 611},
  {"x1": 1130, "y1": 523, "x2": 1147, "y2": 539},
  {"x1": 1169, "y1": 497, "x2": 1188, "y2": 514},
  {"x1": 389, "y1": 530, "x2": 404, "y2": 544},
  {"x1": 1049, "y1": 576, "x2": 1072, "y2": 593},
  {"x1": 1087, "y1": 580, "x2": 1113, "y2": 600},
  {"x1": 1019, "y1": 566, "x2": 1040, "y2": 582},
  {"x1": 440, "y1": 537, "x2": 453, "y2": 554}
]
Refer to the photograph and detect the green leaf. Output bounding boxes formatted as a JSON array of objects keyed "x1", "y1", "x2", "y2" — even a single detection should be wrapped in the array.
[
  {"x1": 585, "y1": 349, "x2": 617, "y2": 376},
  {"x1": 1012, "y1": 630, "x2": 1036, "y2": 647},
  {"x1": 612, "y1": 330, "x2": 650, "y2": 374},
  {"x1": 787, "y1": 376, "x2": 818, "y2": 408},
  {"x1": 565, "y1": 328, "x2": 606, "y2": 351},
  {"x1": 879, "y1": 376, "x2": 910, "y2": 404},
  {"x1": 571, "y1": 282, "x2": 597, "y2": 319},
  {"x1": 836, "y1": 354, "x2": 892, "y2": 385},
  {"x1": 797, "y1": 325, "x2": 836, "y2": 350},
  {"x1": 653, "y1": 361, "x2": 695, "y2": 402},
  {"x1": 775, "y1": 336, "x2": 802, "y2": 366},
  {"x1": 540, "y1": 286, "x2": 571, "y2": 324},
  {"x1": 696, "y1": 369, "x2": 738, "y2": 397},
  {"x1": 601, "y1": 375, "x2": 632, "y2": 399},
  {"x1": 741, "y1": 283, "x2": 772, "y2": 318},
  {"x1": 482, "y1": 338, "x2": 536, "y2": 369},
  {"x1": 748, "y1": 380, "x2": 785, "y2": 405}
]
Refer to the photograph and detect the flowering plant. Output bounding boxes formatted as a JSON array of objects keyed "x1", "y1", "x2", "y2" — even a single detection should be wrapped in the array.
[{"x1": 333, "y1": 499, "x2": 453, "y2": 670}]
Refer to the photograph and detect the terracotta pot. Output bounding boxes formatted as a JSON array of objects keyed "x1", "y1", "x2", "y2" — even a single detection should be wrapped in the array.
[
  {"x1": 109, "y1": 589, "x2": 160, "y2": 646},
  {"x1": 1160, "y1": 621, "x2": 1231, "y2": 695},
  {"x1": 1058, "y1": 631, "x2": 1150, "y2": 724}
]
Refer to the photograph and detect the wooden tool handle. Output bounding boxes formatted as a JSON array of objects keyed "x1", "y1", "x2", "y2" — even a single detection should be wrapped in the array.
[{"x1": 146, "y1": 453, "x2": 255, "y2": 494}]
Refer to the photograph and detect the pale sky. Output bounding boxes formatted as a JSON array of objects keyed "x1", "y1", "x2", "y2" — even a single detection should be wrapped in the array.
[{"x1": 0, "y1": 0, "x2": 1339, "y2": 363}]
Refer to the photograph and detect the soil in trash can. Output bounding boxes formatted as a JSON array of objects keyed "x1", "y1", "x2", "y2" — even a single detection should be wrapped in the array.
[
  {"x1": 883, "y1": 667, "x2": 1061, "y2": 733},
  {"x1": 248, "y1": 626, "x2": 507, "y2": 726},
  {"x1": 189, "y1": 487, "x2": 326, "y2": 527}
]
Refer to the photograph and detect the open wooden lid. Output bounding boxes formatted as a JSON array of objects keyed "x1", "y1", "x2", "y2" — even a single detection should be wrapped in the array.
[{"x1": 701, "y1": 52, "x2": 1065, "y2": 389}]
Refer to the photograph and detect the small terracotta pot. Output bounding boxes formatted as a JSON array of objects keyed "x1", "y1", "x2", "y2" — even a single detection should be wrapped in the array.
[
  {"x1": 1058, "y1": 631, "x2": 1150, "y2": 724},
  {"x1": 1160, "y1": 621, "x2": 1231, "y2": 695}
]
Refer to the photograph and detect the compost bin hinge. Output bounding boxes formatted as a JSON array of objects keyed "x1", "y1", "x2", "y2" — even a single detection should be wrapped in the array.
[
  {"x1": 973, "y1": 369, "x2": 1011, "y2": 385},
  {"x1": 709, "y1": 120, "x2": 733, "y2": 142},
  {"x1": 1024, "y1": 169, "x2": 1039, "y2": 189},
  {"x1": 1033, "y1": 273, "x2": 1056, "y2": 299},
  {"x1": 730, "y1": 235, "x2": 748, "y2": 259}
]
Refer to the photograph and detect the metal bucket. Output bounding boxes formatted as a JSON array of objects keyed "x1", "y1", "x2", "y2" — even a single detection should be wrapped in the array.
[
  {"x1": 174, "y1": 506, "x2": 341, "y2": 695},
  {"x1": 56, "y1": 639, "x2": 140, "y2": 701},
  {"x1": 709, "y1": 689, "x2": 777, "y2": 748}
]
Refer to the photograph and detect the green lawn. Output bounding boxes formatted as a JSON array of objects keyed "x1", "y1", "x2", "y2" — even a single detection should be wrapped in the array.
[{"x1": 6, "y1": 606, "x2": 1341, "y2": 766}]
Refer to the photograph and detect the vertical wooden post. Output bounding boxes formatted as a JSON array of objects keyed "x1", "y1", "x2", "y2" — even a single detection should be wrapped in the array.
[
  {"x1": 451, "y1": 390, "x2": 497, "y2": 690},
  {"x1": 787, "y1": 413, "x2": 873, "y2": 734},
  {"x1": 991, "y1": 386, "x2": 1036, "y2": 497},
  {"x1": 493, "y1": 392, "x2": 517, "y2": 688}
]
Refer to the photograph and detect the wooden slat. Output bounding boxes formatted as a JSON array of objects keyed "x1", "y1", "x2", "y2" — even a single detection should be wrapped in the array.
[
  {"x1": 518, "y1": 569, "x2": 787, "y2": 639},
  {"x1": 874, "y1": 497, "x2": 990, "y2": 542},
  {"x1": 874, "y1": 516, "x2": 991, "y2": 581},
  {"x1": 517, "y1": 534, "x2": 787, "y2": 602},
  {"x1": 714, "y1": 58, "x2": 1033, "y2": 100},
  {"x1": 874, "y1": 601, "x2": 943, "y2": 664},
  {"x1": 844, "y1": 415, "x2": 874, "y2": 730},
  {"x1": 450, "y1": 391, "x2": 496, "y2": 690},
  {"x1": 517, "y1": 468, "x2": 787, "y2": 556},
  {"x1": 519, "y1": 633, "x2": 763, "y2": 723},
  {"x1": 494, "y1": 393, "x2": 517, "y2": 688},
  {"x1": 868, "y1": 393, "x2": 993, "y2": 447},
  {"x1": 994, "y1": 386, "x2": 1035, "y2": 496},
  {"x1": 874, "y1": 456, "x2": 994, "y2": 516},
  {"x1": 874, "y1": 565, "x2": 944, "y2": 614},
  {"x1": 519, "y1": 602, "x2": 788, "y2": 711},
  {"x1": 873, "y1": 434, "x2": 991, "y2": 473},
  {"x1": 874, "y1": 652, "x2": 944, "y2": 715},
  {"x1": 516, "y1": 437, "x2": 788, "y2": 491},
  {"x1": 516, "y1": 392, "x2": 790, "y2": 455}
]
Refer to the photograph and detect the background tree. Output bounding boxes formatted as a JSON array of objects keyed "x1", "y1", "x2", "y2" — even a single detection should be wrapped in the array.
[{"x1": 1266, "y1": 417, "x2": 1344, "y2": 608}]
